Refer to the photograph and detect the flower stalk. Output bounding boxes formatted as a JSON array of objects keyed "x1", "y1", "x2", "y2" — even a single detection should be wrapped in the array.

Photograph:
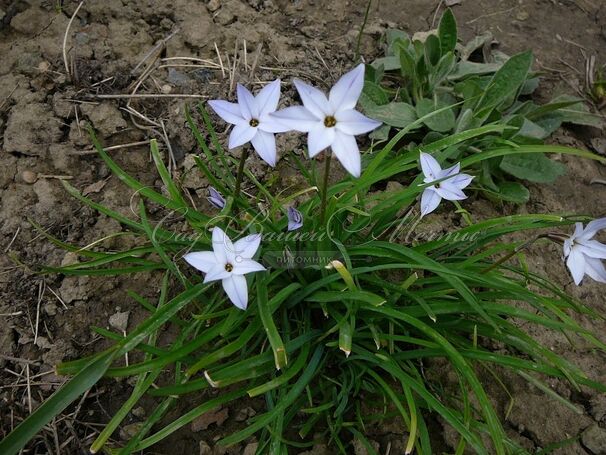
[
  {"x1": 234, "y1": 147, "x2": 249, "y2": 202},
  {"x1": 320, "y1": 153, "x2": 332, "y2": 225}
]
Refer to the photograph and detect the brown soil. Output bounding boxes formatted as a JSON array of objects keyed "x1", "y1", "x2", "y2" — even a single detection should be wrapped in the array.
[{"x1": 0, "y1": 0, "x2": 605, "y2": 454}]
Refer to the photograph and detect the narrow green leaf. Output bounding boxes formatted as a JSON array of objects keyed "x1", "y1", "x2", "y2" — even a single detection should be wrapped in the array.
[{"x1": 0, "y1": 351, "x2": 116, "y2": 455}]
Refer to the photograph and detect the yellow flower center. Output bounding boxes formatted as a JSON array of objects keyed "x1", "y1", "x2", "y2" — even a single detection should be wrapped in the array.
[
  {"x1": 225, "y1": 263, "x2": 234, "y2": 272},
  {"x1": 249, "y1": 118, "x2": 259, "y2": 127},
  {"x1": 324, "y1": 116, "x2": 337, "y2": 128}
]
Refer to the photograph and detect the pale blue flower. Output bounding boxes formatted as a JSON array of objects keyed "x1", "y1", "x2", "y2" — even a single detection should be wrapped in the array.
[
  {"x1": 208, "y1": 79, "x2": 289, "y2": 167},
  {"x1": 184, "y1": 227, "x2": 265, "y2": 310},
  {"x1": 270, "y1": 64, "x2": 381, "y2": 177},
  {"x1": 563, "y1": 218, "x2": 606, "y2": 285},
  {"x1": 287, "y1": 206, "x2": 303, "y2": 231},
  {"x1": 419, "y1": 152, "x2": 473, "y2": 217},
  {"x1": 207, "y1": 186, "x2": 226, "y2": 209}
]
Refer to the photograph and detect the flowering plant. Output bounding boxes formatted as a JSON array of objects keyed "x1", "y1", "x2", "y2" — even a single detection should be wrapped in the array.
[{"x1": 2, "y1": 10, "x2": 606, "y2": 455}]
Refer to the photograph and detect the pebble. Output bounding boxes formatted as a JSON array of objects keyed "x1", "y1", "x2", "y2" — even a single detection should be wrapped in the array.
[
  {"x1": 199, "y1": 441, "x2": 212, "y2": 454},
  {"x1": 109, "y1": 311, "x2": 130, "y2": 332},
  {"x1": 581, "y1": 424, "x2": 606, "y2": 455},
  {"x1": 37, "y1": 61, "x2": 50, "y2": 72},
  {"x1": 161, "y1": 84, "x2": 172, "y2": 94},
  {"x1": 207, "y1": 0, "x2": 221, "y2": 12},
  {"x1": 243, "y1": 442, "x2": 258, "y2": 455},
  {"x1": 22, "y1": 170, "x2": 38, "y2": 184},
  {"x1": 516, "y1": 10, "x2": 529, "y2": 21}
]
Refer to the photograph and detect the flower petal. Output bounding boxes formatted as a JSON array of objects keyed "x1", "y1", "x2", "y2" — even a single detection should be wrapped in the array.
[
  {"x1": 204, "y1": 263, "x2": 231, "y2": 283},
  {"x1": 236, "y1": 83, "x2": 259, "y2": 120},
  {"x1": 228, "y1": 123, "x2": 257, "y2": 149},
  {"x1": 208, "y1": 100, "x2": 244, "y2": 125},
  {"x1": 212, "y1": 227, "x2": 235, "y2": 263},
  {"x1": 293, "y1": 79, "x2": 331, "y2": 119},
  {"x1": 583, "y1": 257, "x2": 606, "y2": 284},
  {"x1": 563, "y1": 239, "x2": 573, "y2": 258},
  {"x1": 330, "y1": 130, "x2": 361, "y2": 177},
  {"x1": 578, "y1": 240, "x2": 606, "y2": 259},
  {"x1": 183, "y1": 251, "x2": 217, "y2": 273},
  {"x1": 566, "y1": 248, "x2": 586, "y2": 285},
  {"x1": 233, "y1": 258, "x2": 266, "y2": 275},
  {"x1": 335, "y1": 109, "x2": 381, "y2": 135},
  {"x1": 250, "y1": 130, "x2": 277, "y2": 166},
  {"x1": 447, "y1": 173, "x2": 474, "y2": 189},
  {"x1": 270, "y1": 106, "x2": 321, "y2": 132},
  {"x1": 259, "y1": 115, "x2": 292, "y2": 133},
  {"x1": 222, "y1": 275, "x2": 249, "y2": 310},
  {"x1": 442, "y1": 162, "x2": 461, "y2": 178},
  {"x1": 434, "y1": 182, "x2": 467, "y2": 201},
  {"x1": 256, "y1": 79, "x2": 281, "y2": 117},
  {"x1": 207, "y1": 187, "x2": 226, "y2": 209},
  {"x1": 420, "y1": 188, "x2": 442, "y2": 217},
  {"x1": 579, "y1": 218, "x2": 606, "y2": 241},
  {"x1": 308, "y1": 126, "x2": 335, "y2": 158},
  {"x1": 419, "y1": 152, "x2": 442, "y2": 181},
  {"x1": 329, "y1": 63, "x2": 365, "y2": 112},
  {"x1": 287, "y1": 206, "x2": 303, "y2": 231},
  {"x1": 233, "y1": 233, "x2": 262, "y2": 259}
]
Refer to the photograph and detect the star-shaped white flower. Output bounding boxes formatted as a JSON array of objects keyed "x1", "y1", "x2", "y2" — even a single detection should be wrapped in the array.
[
  {"x1": 419, "y1": 152, "x2": 473, "y2": 217},
  {"x1": 183, "y1": 227, "x2": 266, "y2": 310},
  {"x1": 208, "y1": 79, "x2": 289, "y2": 167},
  {"x1": 563, "y1": 218, "x2": 606, "y2": 285},
  {"x1": 269, "y1": 64, "x2": 381, "y2": 177}
]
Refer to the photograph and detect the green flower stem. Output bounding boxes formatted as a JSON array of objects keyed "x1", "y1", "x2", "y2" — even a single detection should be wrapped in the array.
[
  {"x1": 453, "y1": 200, "x2": 473, "y2": 226},
  {"x1": 320, "y1": 153, "x2": 332, "y2": 225},
  {"x1": 481, "y1": 234, "x2": 549, "y2": 274},
  {"x1": 234, "y1": 147, "x2": 249, "y2": 202}
]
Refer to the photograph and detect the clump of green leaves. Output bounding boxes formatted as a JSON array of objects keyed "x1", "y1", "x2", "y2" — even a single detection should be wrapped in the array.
[
  {"x1": 1, "y1": 102, "x2": 604, "y2": 455},
  {"x1": 361, "y1": 9, "x2": 604, "y2": 203}
]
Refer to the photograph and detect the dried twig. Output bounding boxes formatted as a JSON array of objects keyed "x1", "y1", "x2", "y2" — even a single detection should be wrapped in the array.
[
  {"x1": 215, "y1": 42, "x2": 226, "y2": 78},
  {"x1": 69, "y1": 140, "x2": 151, "y2": 155},
  {"x1": 63, "y1": 1, "x2": 85, "y2": 79},
  {"x1": 88, "y1": 93, "x2": 206, "y2": 100}
]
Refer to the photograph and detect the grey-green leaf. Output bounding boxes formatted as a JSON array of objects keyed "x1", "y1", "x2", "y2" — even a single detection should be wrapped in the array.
[
  {"x1": 499, "y1": 153, "x2": 565, "y2": 183},
  {"x1": 416, "y1": 98, "x2": 456, "y2": 132},
  {"x1": 475, "y1": 51, "x2": 533, "y2": 117},
  {"x1": 438, "y1": 8, "x2": 457, "y2": 55},
  {"x1": 364, "y1": 102, "x2": 417, "y2": 128},
  {"x1": 493, "y1": 181, "x2": 530, "y2": 203}
]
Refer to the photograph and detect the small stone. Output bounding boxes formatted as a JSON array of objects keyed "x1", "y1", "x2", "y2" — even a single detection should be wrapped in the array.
[
  {"x1": 235, "y1": 407, "x2": 256, "y2": 422},
  {"x1": 120, "y1": 422, "x2": 143, "y2": 440},
  {"x1": 61, "y1": 252, "x2": 79, "y2": 267},
  {"x1": 591, "y1": 395, "x2": 606, "y2": 422},
  {"x1": 37, "y1": 61, "x2": 51, "y2": 72},
  {"x1": 22, "y1": 170, "x2": 38, "y2": 184},
  {"x1": 207, "y1": 0, "x2": 221, "y2": 12},
  {"x1": 43, "y1": 302, "x2": 58, "y2": 316},
  {"x1": 191, "y1": 406, "x2": 229, "y2": 432},
  {"x1": 161, "y1": 84, "x2": 172, "y2": 94},
  {"x1": 199, "y1": 441, "x2": 212, "y2": 455},
  {"x1": 582, "y1": 424, "x2": 606, "y2": 455},
  {"x1": 516, "y1": 10, "x2": 529, "y2": 21},
  {"x1": 35, "y1": 336, "x2": 52, "y2": 349},
  {"x1": 242, "y1": 442, "x2": 258, "y2": 455},
  {"x1": 132, "y1": 406, "x2": 146, "y2": 418},
  {"x1": 109, "y1": 311, "x2": 130, "y2": 332},
  {"x1": 216, "y1": 9, "x2": 235, "y2": 26},
  {"x1": 167, "y1": 68, "x2": 190, "y2": 86},
  {"x1": 80, "y1": 102, "x2": 127, "y2": 136}
]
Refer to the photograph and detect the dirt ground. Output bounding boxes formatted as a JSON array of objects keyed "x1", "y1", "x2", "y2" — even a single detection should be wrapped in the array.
[{"x1": 1, "y1": 0, "x2": 605, "y2": 453}]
